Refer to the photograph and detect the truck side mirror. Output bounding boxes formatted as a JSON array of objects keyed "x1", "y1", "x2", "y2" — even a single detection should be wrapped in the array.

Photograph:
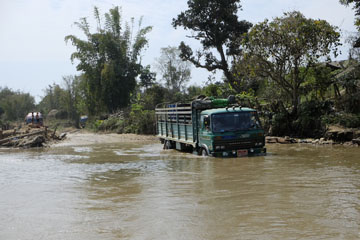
[{"x1": 204, "y1": 116, "x2": 210, "y2": 128}]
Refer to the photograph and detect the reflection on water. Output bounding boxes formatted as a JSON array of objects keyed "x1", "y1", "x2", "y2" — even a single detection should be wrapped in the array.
[{"x1": 0, "y1": 143, "x2": 360, "y2": 240}]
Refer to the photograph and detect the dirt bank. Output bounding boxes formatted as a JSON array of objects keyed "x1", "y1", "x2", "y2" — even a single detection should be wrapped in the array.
[{"x1": 53, "y1": 130, "x2": 158, "y2": 147}]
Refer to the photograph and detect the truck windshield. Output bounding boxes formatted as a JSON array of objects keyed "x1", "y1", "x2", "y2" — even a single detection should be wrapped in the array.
[{"x1": 211, "y1": 112, "x2": 261, "y2": 133}]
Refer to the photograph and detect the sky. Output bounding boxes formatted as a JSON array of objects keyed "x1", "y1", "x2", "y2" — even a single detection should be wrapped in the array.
[{"x1": 0, "y1": 0, "x2": 357, "y2": 102}]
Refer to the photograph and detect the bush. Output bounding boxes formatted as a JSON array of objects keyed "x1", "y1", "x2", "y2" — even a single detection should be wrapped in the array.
[
  {"x1": 123, "y1": 106, "x2": 155, "y2": 134},
  {"x1": 90, "y1": 104, "x2": 156, "y2": 135},
  {"x1": 323, "y1": 112, "x2": 360, "y2": 128},
  {"x1": 271, "y1": 100, "x2": 333, "y2": 138},
  {"x1": 54, "y1": 110, "x2": 68, "y2": 119},
  {"x1": 271, "y1": 111, "x2": 292, "y2": 137},
  {"x1": 96, "y1": 118, "x2": 124, "y2": 132},
  {"x1": 293, "y1": 100, "x2": 332, "y2": 138}
]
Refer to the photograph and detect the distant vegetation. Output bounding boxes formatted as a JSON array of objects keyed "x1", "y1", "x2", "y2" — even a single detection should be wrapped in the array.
[{"x1": 1, "y1": 1, "x2": 359, "y2": 138}]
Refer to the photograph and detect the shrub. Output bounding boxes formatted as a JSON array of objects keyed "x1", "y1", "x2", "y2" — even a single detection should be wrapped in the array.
[
  {"x1": 271, "y1": 100, "x2": 332, "y2": 138},
  {"x1": 293, "y1": 100, "x2": 332, "y2": 138},
  {"x1": 323, "y1": 112, "x2": 360, "y2": 128},
  {"x1": 123, "y1": 106, "x2": 155, "y2": 134}
]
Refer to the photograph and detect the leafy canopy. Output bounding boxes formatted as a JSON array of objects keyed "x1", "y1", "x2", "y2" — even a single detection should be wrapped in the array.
[
  {"x1": 65, "y1": 6, "x2": 152, "y2": 115},
  {"x1": 172, "y1": 0, "x2": 252, "y2": 91},
  {"x1": 0, "y1": 87, "x2": 35, "y2": 121},
  {"x1": 243, "y1": 11, "x2": 341, "y2": 115}
]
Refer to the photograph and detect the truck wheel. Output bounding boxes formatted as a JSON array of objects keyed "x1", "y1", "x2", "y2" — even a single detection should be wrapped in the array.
[{"x1": 200, "y1": 148, "x2": 208, "y2": 156}]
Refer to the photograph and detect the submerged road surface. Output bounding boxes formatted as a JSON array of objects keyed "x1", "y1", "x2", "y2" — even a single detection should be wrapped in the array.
[{"x1": 0, "y1": 135, "x2": 360, "y2": 239}]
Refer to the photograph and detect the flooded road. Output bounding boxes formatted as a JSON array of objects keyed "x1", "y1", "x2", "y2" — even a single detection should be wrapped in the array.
[{"x1": 1, "y1": 138, "x2": 360, "y2": 239}]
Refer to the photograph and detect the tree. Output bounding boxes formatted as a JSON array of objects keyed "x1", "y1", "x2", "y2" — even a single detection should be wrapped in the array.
[
  {"x1": 65, "y1": 6, "x2": 152, "y2": 115},
  {"x1": 139, "y1": 65, "x2": 157, "y2": 89},
  {"x1": 38, "y1": 83, "x2": 66, "y2": 114},
  {"x1": 172, "y1": 0, "x2": 252, "y2": 91},
  {"x1": 186, "y1": 85, "x2": 202, "y2": 99},
  {"x1": 155, "y1": 46, "x2": 191, "y2": 93},
  {"x1": 62, "y1": 75, "x2": 81, "y2": 125},
  {"x1": 0, "y1": 88, "x2": 35, "y2": 121},
  {"x1": 243, "y1": 11, "x2": 341, "y2": 116}
]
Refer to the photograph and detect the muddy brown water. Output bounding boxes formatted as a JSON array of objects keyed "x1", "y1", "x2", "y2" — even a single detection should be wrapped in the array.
[{"x1": 0, "y1": 140, "x2": 360, "y2": 240}]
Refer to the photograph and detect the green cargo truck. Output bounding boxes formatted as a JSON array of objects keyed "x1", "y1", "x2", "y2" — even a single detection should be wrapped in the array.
[{"x1": 155, "y1": 96, "x2": 266, "y2": 157}]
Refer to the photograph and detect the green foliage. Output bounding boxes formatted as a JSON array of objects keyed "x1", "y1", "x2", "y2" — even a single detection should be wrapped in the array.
[
  {"x1": 38, "y1": 84, "x2": 66, "y2": 115},
  {"x1": 202, "y1": 84, "x2": 223, "y2": 98},
  {"x1": 293, "y1": 100, "x2": 332, "y2": 137},
  {"x1": 139, "y1": 65, "x2": 157, "y2": 89},
  {"x1": 65, "y1": 6, "x2": 152, "y2": 115},
  {"x1": 271, "y1": 111, "x2": 292, "y2": 137},
  {"x1": 302, "y1": 65, "x2": 334, "y2": 100},
  {"x1": 186, "y1": 85, "x2": 203, "y2": 99},
  {"x1": 271, "y1": 100, "x2": 332, "y2": 137},
  {"x1": 91, "y1": 107, "x2": 155, "y2": 134},
  {"x1": 244, "y1": 11, "x2": 341, "y2": 116},
  {"x1": 201, "y1": 81, "x2": 236, "y2": 98},
  {"x1": 172, "y1": 0, "x2": 252, "y2": 91},
  {"x1": 323, "y1": 112, "x2": 360, "y2": 128},
  {"x1": 334, "y1": 60, "x2": 360, "y2": 113},
  {"x1": 95, "y1": 118, "x2": 124, "y2": 132},
  {"x1": 38, "y1": 76, "x2": 84, "y2": 127},
  {"x1": 123, "y1": 105, "x2": 155, "y2": 134},
  {"x1": 0, "y1": 87, "x2": 35, "y2": 122},
  {"x1": 139, "y1": 84, "x2": 167, "y2": 110}
]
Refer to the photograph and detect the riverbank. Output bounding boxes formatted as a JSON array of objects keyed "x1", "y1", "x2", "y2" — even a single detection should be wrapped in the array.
[
  {"x1": 266, "y1": 125, "x2": 360, "y2": 147},
  {"x1": 266, "y1": 136, "x2": 360, "y2": 146}
]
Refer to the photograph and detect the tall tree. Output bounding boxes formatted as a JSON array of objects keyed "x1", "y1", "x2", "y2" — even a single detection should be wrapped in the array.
[
  {"x1": 172, "y1": 0, "x2": 252, "y2": 92},
  {"x1": 65, "y1": 6, "x2": 152, "y2": 115},
  {"x1": 155, "y1": 46, "x2": 191, "y2": 93},
  {"x1": 243, "y1": 11, "x2": 341, "y2": 116}
]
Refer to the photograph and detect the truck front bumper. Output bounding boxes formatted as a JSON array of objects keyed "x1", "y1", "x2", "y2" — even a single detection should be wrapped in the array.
[{"x1": 212, "y1": 147, "x2": 266, "y2": 158}]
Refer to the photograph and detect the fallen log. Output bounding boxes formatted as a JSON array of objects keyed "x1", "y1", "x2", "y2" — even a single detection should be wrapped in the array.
[{"x1": 0, "y1": 130, "x2": 45, "y2": 145}]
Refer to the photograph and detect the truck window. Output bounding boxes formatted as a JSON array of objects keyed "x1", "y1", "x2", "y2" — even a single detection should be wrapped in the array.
[
  {"x1": 212, "y1": 112, "x2": 261, "y2": 133},
  {"x1": 201, "y1": 115, "x2": 210, "y2": 130}
]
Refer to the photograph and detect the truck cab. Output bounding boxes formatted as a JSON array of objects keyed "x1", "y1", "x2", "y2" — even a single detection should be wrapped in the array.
[{"x1": 198, "y1": 107, "x2": 266, "y2": 157}]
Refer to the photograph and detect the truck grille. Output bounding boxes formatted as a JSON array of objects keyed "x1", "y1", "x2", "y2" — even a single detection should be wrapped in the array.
[{"x1": 213, "y1": 138, "x2": 260, "y2": 151}]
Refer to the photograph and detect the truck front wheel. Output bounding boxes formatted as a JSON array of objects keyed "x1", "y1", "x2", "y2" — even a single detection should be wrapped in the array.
[
  {"x1": 200, "y1": 148, "x2": 208, "y2": 156},
  {"x1": 163, "y1": 140, "x2": 172, "y2": 149}
]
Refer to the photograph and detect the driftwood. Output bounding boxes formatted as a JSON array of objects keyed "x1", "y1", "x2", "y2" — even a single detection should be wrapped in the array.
[
  {"x1": 0, "y1": 129, "x2": 17, "y2": 139},
  {"x1": 0, "y1": 130, "x2": 45, "y2": 145},
  {"x1": 0, "y1": 124, "x2": 70, "y2": 148}
]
